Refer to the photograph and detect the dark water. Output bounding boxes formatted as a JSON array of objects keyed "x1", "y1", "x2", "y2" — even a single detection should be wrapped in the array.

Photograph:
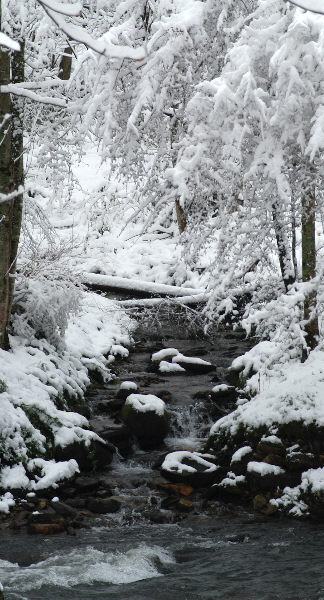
[
  {"x1": 1, "y1": 321, "x2": 323, "y2": 600},
  {"x1": 2, "y1": 516, "x2": 324, "y2": 599}
]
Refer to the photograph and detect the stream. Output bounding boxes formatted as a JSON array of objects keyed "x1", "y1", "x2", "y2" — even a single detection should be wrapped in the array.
[{"x1": 1, "y1": 314, "x2": 324, "y2": 599}]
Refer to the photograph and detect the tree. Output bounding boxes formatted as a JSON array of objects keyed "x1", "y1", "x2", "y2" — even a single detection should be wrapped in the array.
[
  {"x1": 171, "y1": 0, "x2": 324, "y2": 359},
  {"x1": 0, "y1": 0, "x2": 145, "y2": 350},
  {"x1": 68, "y1": 0, "x2": 254, "y2": 235}
]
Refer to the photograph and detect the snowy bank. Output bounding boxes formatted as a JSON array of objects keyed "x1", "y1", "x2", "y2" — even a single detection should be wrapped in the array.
[{"x1": 0, "y1": 291, "x2": 134, "y2": 509}]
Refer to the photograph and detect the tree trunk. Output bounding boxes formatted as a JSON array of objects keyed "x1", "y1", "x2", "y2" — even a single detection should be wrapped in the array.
[
  {"x1": 7, "y1": 43, "x2": 25, "y2": 343},
  {"x1": 0, "y1": 40, "x2": 13, "y2": 350},
  {"x1": 58, "y1": 46, "x2": 72, "y2": 80},
  {"x1": 301, "y1": 168, "x2": 318, "y2": 361},
  {"x1": 272, "y1": 200, "x2": 295, "y2": 292},
  {"x1": 175, "y1": 199, "x2": 187, "y2": 234}
]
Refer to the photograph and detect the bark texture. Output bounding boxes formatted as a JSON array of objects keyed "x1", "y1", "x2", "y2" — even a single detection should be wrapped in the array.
[{"x1": 301, "y1": 165, "x2": 318, "y2": 361}]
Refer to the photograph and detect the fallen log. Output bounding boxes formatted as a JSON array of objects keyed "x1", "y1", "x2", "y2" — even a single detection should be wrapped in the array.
[
  {"x1": 117, "y1": 292, "x2": 210, "y2": 308},
  {"x1": 83, "y1": 273, "x2": 205, "y2": 298}
]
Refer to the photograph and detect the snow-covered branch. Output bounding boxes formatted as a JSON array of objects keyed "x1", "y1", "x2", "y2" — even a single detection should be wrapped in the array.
[
  {"x1": 286, "y1": 0, "x2": 324, "y2": 14},
  {"x1": 37, "y1": 0, "x2": 82, "y2": 17},
  {"x1": 37, "y1": 1, "x2": 145, "y2": 60},
  {"x1": 0, "y1": 32, "x2": 20, "y2": 52},
  {"x1": 1, "y1": 85, "x2": 67, "y2": 108},
  {"x1": 0, "y1": 187, "x2": 24, "y2": 205}
]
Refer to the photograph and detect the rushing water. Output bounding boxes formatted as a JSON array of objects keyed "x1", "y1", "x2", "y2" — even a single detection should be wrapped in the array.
[{"x1": 1, "y1": 319, "x2": 324, "y2": 599}]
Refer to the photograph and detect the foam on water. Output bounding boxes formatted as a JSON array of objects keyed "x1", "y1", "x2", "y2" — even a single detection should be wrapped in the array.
[{"x1": 0, "y1": 543, "x2": 174, "y2": 592}]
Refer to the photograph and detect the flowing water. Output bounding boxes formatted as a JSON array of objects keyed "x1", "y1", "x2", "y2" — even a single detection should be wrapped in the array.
[{"x1": 1, "y1": 317, "x2": 324, "y2": 599}]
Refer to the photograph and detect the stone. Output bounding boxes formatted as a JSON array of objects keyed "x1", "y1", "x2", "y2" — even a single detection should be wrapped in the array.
[
  {"x1": 50, "y1": 500, "x2": 78, "y2": 518},
  {"x1": 74, "y1": 476, "x2": 101, "y2": 493},
  {"x1": 253, "y1": 494, "x2": 268, "y2": 511},
  {"x1": 156, "y1": 482, "x2": 194, "y2": 497},
  {"x1": 65, "y1": 498, "x2": 86, "y2": 509},
  {"x1": 121, "y1": 395, "x2": 168, "y2": 449},
  {"x1": 256, "y1": 437, "x2": 285, "y2": 458},
  {"x1": 87, "y1": 496, "x2": 121, "y2": 514},
  {"x1": 54, "y1": 438, "x2": 114, "y2": 472},
  {"x1": 177, "y1": 498, "x2": 194, "y2": 512},
  {"x1": 161, "y1": 451, "x2": 223, "y2": 488},
  {"x1": 28, "y1": 522, "x2": 65, "y2": 535}
]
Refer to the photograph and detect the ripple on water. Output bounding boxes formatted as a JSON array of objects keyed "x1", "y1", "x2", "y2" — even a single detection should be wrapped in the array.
[{"x1": 0, "y1": 543, "x2": 174, "y2": 594}]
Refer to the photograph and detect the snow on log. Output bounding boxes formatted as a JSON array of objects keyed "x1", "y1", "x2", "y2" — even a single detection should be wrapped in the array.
[
  {"x1": 117, "y1": 293, "x2": 210, "y2": 307},
  {"x1": 83, "y1": 273, "x2": 206, "y2": 298}
]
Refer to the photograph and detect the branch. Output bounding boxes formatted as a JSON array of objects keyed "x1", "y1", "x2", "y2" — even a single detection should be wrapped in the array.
[
  {"x1": 38, "y1": 1, "x2": 145, "y2": 60},
  {"x1": 0, "y1": 32, "x2": 20, "y2": 51},
  {"x1": 285, "y1": 0, "x2": 324, "y2": 14},
  {"x1": 37, "y1": 0, "x2": 82, "y2": 16},
  {"x1": 0, "y1": 187, "x2": 24, "y2": 205},
  {"x1": 1, "y1": 85, "x2": 67, "y2": 107}
]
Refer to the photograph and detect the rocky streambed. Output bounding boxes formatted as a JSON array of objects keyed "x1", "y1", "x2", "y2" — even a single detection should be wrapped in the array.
[{"x1": 3, "y1": 318, "x2": 324, "y2": 599}]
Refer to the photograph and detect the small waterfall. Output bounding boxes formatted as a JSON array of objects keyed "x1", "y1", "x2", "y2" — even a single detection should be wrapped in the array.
[{"x1": 165, "y1": 402, "x2": 213, "y2": 450}]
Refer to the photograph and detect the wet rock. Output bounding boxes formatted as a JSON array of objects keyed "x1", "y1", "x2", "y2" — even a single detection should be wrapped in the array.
[
  {"x1": 121, "y1": 394, "x2": 168, "y2": 449},
  {"x1": 28, "y1": 522, "x2": 66, "y2": 535},
  {"x1": 116, "y1": 381, "x2": 138, "y2": 402},
  {"x1": 87, "y1": 496, "x2": 121, "y2": 514},
  {"x1": 65, "y1": 497, "x2": 87, "y2": 509},
  {"x1": 99, "y1": 423, "x2": 133, "y2": 456},
  {"x1": 246, "y1": 461, "x2": 286, "y2": 492},
  {"x1": 156, "y1": 482, "x2": 194, "y2": 497},
  {"x1": 210, "y1": 384, "x2": 236, "y2": 402},
  {"x1": 146, "y1": 509, "x2": 173, "y2": 524},
  {"x1": 177, "y1": 498, "x2": 194, "y2": 513},
  {"x1": 74, "y1": 476, "x2": 101, "y2": 493},
  {"x1": 256, "y1": 436, "x2": 285, "y2": 458},
  {"x1": 285, "y1": 452, "x2": 316, "y2": 471},
  {"x1": 50, "y1": 500, "x2": 78, "y2": 518},
  {"x1": 230, "y1": 446, "x2": 253, "y2": 476},
  {"x1": 253, "y1": 493, "x2": 268, "y2": 511}
]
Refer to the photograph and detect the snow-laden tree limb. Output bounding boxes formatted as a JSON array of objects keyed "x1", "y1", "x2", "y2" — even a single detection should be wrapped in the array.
[
  {"x1": 0, "y1": 187, "x2": 24, "y2": 205},
  {"x1": 1, "y1": 85, "x2": 67, "y2": 107},
  {"x1": 38, "y1": 1, "x2": 145, "y2": 60},
  {"x1": 286, "y1": 0, "x2": 324, "y2": 14},
  {"x1": 0, "y1": 32, "x2": 20, "y2": 52},
  {"x1": 37, "y1": 0, "x2": 82, "y2": 17}
]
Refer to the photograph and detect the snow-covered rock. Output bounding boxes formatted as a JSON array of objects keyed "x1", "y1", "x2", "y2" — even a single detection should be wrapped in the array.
[
  {"x1": 121, "y1": 394, "x2": 168, "y2": 449},
  {"x1": 161, "y1": 451, "x2": 220, "y2": 487}
]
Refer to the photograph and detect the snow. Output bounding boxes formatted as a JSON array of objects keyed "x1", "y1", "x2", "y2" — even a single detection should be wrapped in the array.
[
  {"x1": 231, "y1": 446, "x2": 252, "y2": 463},
  {"x1": 302, "y1": 467, "x2": 324, "y2": 493},
  {"x1": 0, "y1": 493, "x2": 15, "y2": 514},
  {"x1": 125, "y1": 394, "x2": 166, "y2": 416},
  {"x1": 287, "y1": 0, "x2": 324, "y2": 14},
  {"x1": 151, "y1": 348, "x2": 179, "y2": 361},
  {"x1": 162, "y1": 451, "x2": 218, "y2": 474},
  {"x1": 84, "y1": 274, "x2": 204, "y2": 297},
  {"x1": 0, "y1": 465, "x2": 29, "y2": 490},
  {"x1": 172, "y1": 353, "x2": 211, "y2": 366},
  {"x1": 211, "y1": 349, "x2": 324, "y2": 437},
  {"x1": 247, "y1": 462, "x2": 284, "y2": 476},
  {"x1": 219, "y1": 473, "x2": 246, "y2": 487},
  {"x1": 120, "y1": 381, "x2": 137, "y2": 391},
  {"x1": 0, "y1": 32, "x2": 20, "y2": 51},
  {"x1": 159, "y1": 361, "x2": 186, "y2": 373},
  {"x1": 29, "y1": 458, "x2": 80, "y2": 490},
  {"x1": 212, "y1": 384, "x2": 234, "y2": 393}
]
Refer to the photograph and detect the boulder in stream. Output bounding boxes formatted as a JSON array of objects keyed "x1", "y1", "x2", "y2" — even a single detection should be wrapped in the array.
[
  {"x1": 121, "y1": 393, "x2": 168, "y2": 449},
  {"x1": 161, "y1": 451, "x2": 221, "y2": 487}
]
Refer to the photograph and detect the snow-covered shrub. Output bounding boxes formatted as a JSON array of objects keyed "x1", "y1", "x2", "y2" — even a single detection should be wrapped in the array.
[{"x1": 12, "y1": 277, "x2": 81, "y2": 350}]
